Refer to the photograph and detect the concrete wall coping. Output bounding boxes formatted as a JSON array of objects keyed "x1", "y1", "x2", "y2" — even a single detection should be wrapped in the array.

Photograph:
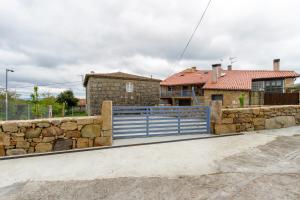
[
  {"x1": 223, "y1": 105, "x2": 300, "y2": 112},
  {"x1": 0, "y1": 116, "x2": 101, "y2": 126}
]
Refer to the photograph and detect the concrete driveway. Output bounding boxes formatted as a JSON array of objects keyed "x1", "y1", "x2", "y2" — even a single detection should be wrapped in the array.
[{"x1": 0, "y1": 127, "x2": 300, "y2": 200}]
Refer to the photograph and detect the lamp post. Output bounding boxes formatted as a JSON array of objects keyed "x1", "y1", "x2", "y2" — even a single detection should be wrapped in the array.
[{"x1": 5, "y1": 69, "x2": 14, "y2": 120}]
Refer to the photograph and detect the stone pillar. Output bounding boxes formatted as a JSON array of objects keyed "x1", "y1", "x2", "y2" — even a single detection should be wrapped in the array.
[
  {"x1": 100, "y1": 100, "x2": 113, "y2": 145},
  {"x1": 210, "y1": 100, "x2": 222, "y2": 134},
  {"x1": 211, "y1": 100, "x2": 222, "y2": 124}
]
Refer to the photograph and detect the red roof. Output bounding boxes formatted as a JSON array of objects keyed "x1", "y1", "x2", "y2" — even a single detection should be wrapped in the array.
[
  {"x1": 78, "y1": 99, "x2": 86, "y2": 106},
  {"x1": 161, "y1": 68, "x2": 300, "y2": 91}
]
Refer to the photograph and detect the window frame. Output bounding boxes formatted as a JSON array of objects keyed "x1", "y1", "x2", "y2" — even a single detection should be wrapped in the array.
[{"x1": 126, "y1": 82, "x2": 134, "y2": 93}]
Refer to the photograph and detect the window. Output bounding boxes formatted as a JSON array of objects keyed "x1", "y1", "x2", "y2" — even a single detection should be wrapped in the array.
[
  {"x1": 265, "y1": 80, "x2": 283, "y2": 93},
  {"x1": 252, "y1": 79, "x2": 283, "y2": 93},
  {"x1": 276, "y1": 80, "x2": 282, "y2": 86},
  {"x1": 126, "y1": 82, "x2": 134, "y2": 92},
  {"x1": 212, "y1": 94, "x2": 223, "y2": 104},
  {"x1": 252, "y1": 81, "x2": 264, "y2": 91},
  {"x1": 167, "y1": 86, "x2": 173, "y2": 92}
]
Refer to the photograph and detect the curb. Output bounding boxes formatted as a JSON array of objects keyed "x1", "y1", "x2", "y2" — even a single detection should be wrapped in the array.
[{"x1": 0, "y1": 133, "x2": 243, "y2": 160}]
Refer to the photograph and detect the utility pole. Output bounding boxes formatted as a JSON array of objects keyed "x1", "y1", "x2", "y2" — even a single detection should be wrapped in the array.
[{"x1": 5, "y1": 69, "x2": 14, "y2": 121}]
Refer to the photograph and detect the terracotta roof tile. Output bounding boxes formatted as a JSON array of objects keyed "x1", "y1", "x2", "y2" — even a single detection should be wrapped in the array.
[{"x1": 161, "y1": 68, "x2": 300, "y2": 91}]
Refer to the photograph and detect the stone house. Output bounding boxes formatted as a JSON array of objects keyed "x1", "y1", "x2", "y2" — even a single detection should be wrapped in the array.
[
  {"x1": 160, "y1": 59, "x2": 300, "y2": 107},
  {"x1": 84, "y1": 72, "x2": 161, "y2": 115}
]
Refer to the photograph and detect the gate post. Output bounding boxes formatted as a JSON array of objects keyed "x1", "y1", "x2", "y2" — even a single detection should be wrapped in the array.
[
  {"x1": 210, "y1": 101, "x2": 222, "y2": 134},
  {"x1": 101, "y1": 100, "x2": 113, "y2": 145}
]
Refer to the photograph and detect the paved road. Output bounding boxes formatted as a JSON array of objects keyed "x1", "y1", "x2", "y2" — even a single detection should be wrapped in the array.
[{"x1": 0, "y1": 127, "x2": 300, "y2": 200}]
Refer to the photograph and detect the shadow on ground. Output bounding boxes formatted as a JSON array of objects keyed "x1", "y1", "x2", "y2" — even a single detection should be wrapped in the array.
[{"x1": 1, "y1": 135, "x2": 300, "y2": 200}]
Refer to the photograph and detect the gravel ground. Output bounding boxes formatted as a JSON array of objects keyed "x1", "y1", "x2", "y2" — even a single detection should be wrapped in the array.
[{"x1": 0, "y1": 133, "x2": 300, "y2": 200}]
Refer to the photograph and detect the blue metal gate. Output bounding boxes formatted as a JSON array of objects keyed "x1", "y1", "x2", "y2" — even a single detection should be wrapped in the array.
[{"x1": 112, "y1": 106, "x2": 210, "y2": 139}]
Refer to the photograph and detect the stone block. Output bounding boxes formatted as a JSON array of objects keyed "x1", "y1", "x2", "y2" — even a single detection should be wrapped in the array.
[
  {"x1": 0, "y1": 145, "x2": 5, "y2": 156},
  {"x1": 0, "y1": 133, "x2": 10, "y2": 146},
  {"x1": 42, "y1": 137, "x2": 55, "y2": 143},
  {"x1": 252, "y1": 108, "x2": 260, "y2": 115},
  {"x1": 42, "y1": 126, "x2": 64, "y2": 137},
  {"x1": 30, "y1": 142, "x2": 37, "y2": 147},
  {"x1": 35, "y1": 143, "x2": 53, "y2": 153},
  {"x1": 81, "y1": 124, "x2": 101, "y2": 138},
  {"x1": 17, "y1": 122, "x2": 32, "y2": 128},
  {"x1": 65, "y1": 131, "x2": 81, "y2": 138},
  {"x1": 6, "y1": 149, "x2": 26, "y2": 156},
  {"x1": 28, "y1": 147, "x2": 35, "y2": 154},
  {"x1": 295, "y1": 113, "x2": 300, "y2": 120},
  {"x1": 101, "y1": 130, "x2": 112, "y2": 137},
  {"x1": 221, "y1": 118, "x2": 233, "y2": 124},
  {"x1": 53, "y1": 139, "x2": 73, "y2": 151},
  {"x1": 51, "y1": 120, "x2": 61, "y2": 126},
  {"x1": 61, "y1": 122, "x2": 77, "y2": 131},
  {"x1": 93, "y1": 117, "x2": 102, "y2": 124},
  {"x1": 253, "y1": 118, "x2": 265, "y2": 126},
  {"x1": 33, "y1": 138, "x2": 42, "y2": 143},
  {"x1": 265, "y1": 116, "x2": 296, "y2": 129},
  {"x1": 12, "y1": 132, "x2": 25, "y2": 137},
  {"x1": 214, "y1": 124, "x2": 236, "y2": 135},
  {"x1": 13, "y1": 136, "x2": 25, "y2": 142},
  {"x1": 36, "y1": 122, "x2": 50, "y2": 128},
  {"x1": 2, "y1": 123, "x2": 18, "y2": 132},
  {"x1": 234, "y1": 117, "x2": 251, "y2": 123},
  {"x1": 88, "y1": 138, "x2": 94, "y2": 147},
  {"x1": 76, "y1": 118, "x2": 94, "y2": 125},
  {"x1": 26, "y1": 128, "x2": 42, "y2": 138},
  {"x1": 94, "y1": 136, "x2": 112, "y2": 146},
  {"x1": 16, "y1": 141, "x2": 30, "y2": 149},
  {"x1": 76, "y1": 138, "x2": 89, "y2": 148}
]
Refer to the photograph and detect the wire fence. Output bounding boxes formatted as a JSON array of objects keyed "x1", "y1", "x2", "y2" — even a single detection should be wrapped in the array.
[{"x1": 0, "y1": 100, "x2": 87, "y2": 121}]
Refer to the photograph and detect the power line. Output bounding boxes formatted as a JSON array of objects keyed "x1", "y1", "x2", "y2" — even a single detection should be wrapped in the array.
[
  {"x1": 11, "y1": 81, "x2": 83, "y2": 89},
  {"x1": 177, "y1": 0, "x2": 213, "y2": 62}
]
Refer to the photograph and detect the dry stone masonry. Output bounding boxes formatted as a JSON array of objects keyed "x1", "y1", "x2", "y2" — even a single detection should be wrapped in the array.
[
  {"x1": 0, "y1": 101, "x2": 112, "y2": 157},
  {"x1": 214, "y1": 105, "x2": 300, "y2": 134},
  {"x1": 86, "y1": 75, "x2": 160, "y2": 115}
]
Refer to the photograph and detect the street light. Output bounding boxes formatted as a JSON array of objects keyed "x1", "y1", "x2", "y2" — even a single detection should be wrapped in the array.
[{"x1": 5, "y1": 69, "x2": 14, "y2": 121}]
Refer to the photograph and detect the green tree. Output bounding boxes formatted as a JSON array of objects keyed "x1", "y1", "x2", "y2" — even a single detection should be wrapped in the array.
[
  {"x1": 56, "y1": 90, "x2": 78, "y2": 111},
  {"x1": 239, "y1": 94, "x2": 245, "y2": 107},
  {"x1": 39, "y1": 95, "x2": 63, "y2": 117},
  {"x1": 30, "y1": 86, "x2": 41, "y2": 117}
]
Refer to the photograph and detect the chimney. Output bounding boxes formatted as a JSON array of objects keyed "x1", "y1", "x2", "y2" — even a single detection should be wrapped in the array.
[
  {"x1": 212, "y1": 64, "x2": 221, "y2": 83},
  {"x1": 273, "y1": 59, "x2": 280, "y2": 71},
  {"x1": 227, "y1": 65, "x2": 232, "y2": 71}
]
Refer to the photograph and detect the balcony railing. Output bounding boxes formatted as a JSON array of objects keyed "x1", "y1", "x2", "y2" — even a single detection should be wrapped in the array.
[{"x1": 160, "y1": 90, "x2": 194, "y2": 98}]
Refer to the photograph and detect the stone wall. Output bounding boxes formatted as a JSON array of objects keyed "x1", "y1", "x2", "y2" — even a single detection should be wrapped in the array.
[
  {"x1": 213, "y1": 105, "x2": 300, "y2": 134},
  {"x1": 204, "y1": 90, "x2": 250, "y2": 107},
  {"x1": 0, "y1": 101, "x2": 112, "y2": 157},
  {"x1": 87, "y1": 77, "x2": 160, "y2": 115}
]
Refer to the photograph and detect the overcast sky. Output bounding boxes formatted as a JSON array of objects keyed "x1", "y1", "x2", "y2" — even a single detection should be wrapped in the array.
[{"x1": 0, "y1": 0, "x2": 300, "y2": 98}]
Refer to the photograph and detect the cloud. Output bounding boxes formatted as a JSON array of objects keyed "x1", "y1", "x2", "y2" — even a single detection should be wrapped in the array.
[{"x1": 0, "y1": 0, "x2": 300, "y2": 98}]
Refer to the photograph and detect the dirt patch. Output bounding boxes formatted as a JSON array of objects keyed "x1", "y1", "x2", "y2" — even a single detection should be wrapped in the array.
[{"x1": 1, "y1": 135, "x2": 300, "y2": 200}]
